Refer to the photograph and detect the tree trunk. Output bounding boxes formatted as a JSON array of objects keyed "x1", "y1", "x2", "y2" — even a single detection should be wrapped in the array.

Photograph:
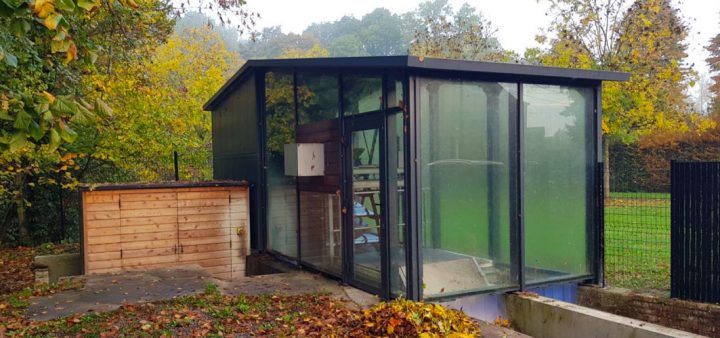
[
  {"x1": 13, "y1": 172, "x2": 30, "y2": 245},
  {"x1": 603, "y1": 138, "x2": 611, "y2": 201}
]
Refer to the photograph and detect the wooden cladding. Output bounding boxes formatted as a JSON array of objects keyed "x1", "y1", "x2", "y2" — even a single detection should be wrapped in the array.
[{"x1": 82, "y1": 185, "x2": 250, "y2": 280}]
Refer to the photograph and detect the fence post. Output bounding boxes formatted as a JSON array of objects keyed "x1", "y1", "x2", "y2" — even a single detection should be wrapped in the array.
[{"x1": 174, "y1": 151, "x2": 179, "y2": 181}]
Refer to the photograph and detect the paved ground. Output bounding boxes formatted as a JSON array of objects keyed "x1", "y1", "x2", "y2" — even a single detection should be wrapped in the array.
[
  {"x1": 26, "y1": 265, "x2": 377, "y2": 321},
  {"x1": 27, "y1": 266, "x2": 214, "y2": 321},
  {"x1": 25, "y1": 265, "x2": 528, "y2": 337}
]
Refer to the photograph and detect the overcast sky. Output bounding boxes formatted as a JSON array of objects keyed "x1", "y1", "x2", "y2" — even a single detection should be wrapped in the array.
[{"x1": 243, "y1": 0, "x2": 720, "y2": 78}]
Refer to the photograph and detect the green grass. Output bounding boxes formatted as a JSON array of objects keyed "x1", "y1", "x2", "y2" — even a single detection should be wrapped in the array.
[{"x1": 604, "y1": 192, "x2": 670, "y2": 292}]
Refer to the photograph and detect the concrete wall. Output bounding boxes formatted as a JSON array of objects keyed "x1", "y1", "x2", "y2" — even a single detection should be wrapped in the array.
[
  {"x1": 504, "y1": 293, "x2": 702, "y2": 338},
  {"x1": 579, "y1": 286, "x2": 720, "y2": 338}
]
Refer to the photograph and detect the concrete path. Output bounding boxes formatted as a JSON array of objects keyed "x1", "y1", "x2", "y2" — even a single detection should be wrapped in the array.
[{"x1": 26, "y1": 265, "x2": 376, "y2": 321}]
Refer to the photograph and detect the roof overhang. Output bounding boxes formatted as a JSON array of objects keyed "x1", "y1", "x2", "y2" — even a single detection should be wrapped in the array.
[{"x1": 204, "y1": 55, "x2": 629, "y2": 111}]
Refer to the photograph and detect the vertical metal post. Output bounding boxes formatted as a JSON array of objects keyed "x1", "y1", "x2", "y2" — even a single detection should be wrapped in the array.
[
  {"x1": 407, "y1": 75, "x2": 422, "y2": 301},
  {"x1": 174, "y1": 151, "x2": 179, "y2": 181},
  {"x1": 514, "y1": 83, "x2": 525, "y2": 291},
  {"x1": 594, "y1": 84, "x2": 605, "y2": 286}
]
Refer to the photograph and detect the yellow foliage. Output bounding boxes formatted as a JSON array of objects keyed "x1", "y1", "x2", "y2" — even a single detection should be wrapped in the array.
[
  {"x1": 362, "y1": 298, "x2": 481, "y2": 337},
  {"x1": 97, "y1": 26, "x2": 241, "y2": 181},
  {"x1": 32, "y1": 0, "x2": 55, "y2": 19},
  {"x1": 280, "y1": 43, "x2": 330, "y2": 59}
]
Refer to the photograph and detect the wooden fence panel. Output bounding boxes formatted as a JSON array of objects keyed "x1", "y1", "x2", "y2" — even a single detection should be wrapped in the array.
[
  {"x1": 670, "y1": 162, "x2": 720, "y2": 303},
  {"x1": 82, "y1": 183, "x2": 250, "y2": 279}
]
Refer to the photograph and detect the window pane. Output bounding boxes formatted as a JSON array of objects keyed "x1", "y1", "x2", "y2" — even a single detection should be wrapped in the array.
[
  {"x1": 297, "y1": 73, "x2": 338, "y2": 124},
  {"x1": 387, "y1": 76, "x2": 404, "y2": 110},
  {"x1": 419, "y1": 78, "x2": 517, "y2": 298},
  {"x1": 343, "y1": 75, "x2": 382, "y2": 116},
  {"x1": 299, "y1": 191, "x2": 342, "y2": 275},
  {"x1": 265, "y1": 71, "x2": 297, "y2": 258},
  {"x1": 522, "y1": 84, "x2": 593, "y2": 284}
]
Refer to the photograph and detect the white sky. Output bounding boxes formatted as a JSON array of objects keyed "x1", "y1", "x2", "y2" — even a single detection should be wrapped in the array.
[{"x1": 244, "y1": 0, "x2": 720, "y2": 77}]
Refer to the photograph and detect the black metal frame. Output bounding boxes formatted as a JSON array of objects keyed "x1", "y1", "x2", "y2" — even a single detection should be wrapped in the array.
[{"x1": 212, "y1": 57, "x2": 625, "y2": 302}]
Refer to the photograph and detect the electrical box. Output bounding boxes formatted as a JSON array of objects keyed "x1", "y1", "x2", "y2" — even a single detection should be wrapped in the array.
[{"x1": 284, "y1": 143, "x2": 325, "y2": 176}]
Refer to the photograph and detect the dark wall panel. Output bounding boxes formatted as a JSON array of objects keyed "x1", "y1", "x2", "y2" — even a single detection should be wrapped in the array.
[{"x1": 211, "y1": 73, "x2": 260, "y2": 249}]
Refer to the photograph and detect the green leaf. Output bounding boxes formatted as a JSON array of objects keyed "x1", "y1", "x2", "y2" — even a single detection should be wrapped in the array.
[
  {"x1": 53, "y1": 96, "x2": 79, "y2": 115},
  {"x1": 55, "y1": 0, "x2": 75, "y2": 11},
  {"x1": 0, "y1": 110, "x2": 13, "y2": 121},
  {"x1": 0, "y1": 2, "x2": 14, "y2": 16},
  {"x1": 9, "y1": 19, "x2": 30, "y2": 37},
  {"x1": 49, "y1": 129, "x2": 60, "y2": 152},
  {"x1": 77, "y1": 0, "x2": 98, "y2": 10},
  {"x1": 94, "y1": 98, "x2": 112, "y2": 117},
  {"x1": 0, "y1": 0, "x2": 23, "y2": 10},
  {"x1": 13, "y1": 110, "x2": 32, "y2": 130},
  {"x1": 3, "y1": 51, "x2": 18, "y2": 67},
  {"x1": 58, "y1": 122, "x2": 78, "y2": 142},
  {"x1": 42, "y1": 110, "x2": 53, "y2": 122},
  {"x1": 51, "y1": 39, "x2": 72, "y2": 53},
  {"x1": 28, "y1": 120, "x2": 44, "y2": 141},
  {"x1": 9, "y1": 133, "x2": 28, "y2": 153}
]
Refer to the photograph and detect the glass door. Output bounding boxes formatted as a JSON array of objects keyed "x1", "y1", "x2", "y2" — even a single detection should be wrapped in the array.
[{"x1": 345, "y1": 115, "x2": 386, "y2": 294}]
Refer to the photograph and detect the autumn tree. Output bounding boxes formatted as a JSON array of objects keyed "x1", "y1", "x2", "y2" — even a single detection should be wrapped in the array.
[
  {"x1": 409, "y1": 0, "x2": 514, "y2": 61},
  {"x1": 97, "y1": 25, "x2": 241, "y2": 182},
  {"x1": 708, "y1": 23, "x2": 720, "y2": 117},
  {"x1": 0, "y1": 0, "x2": 163, "y2": 244},
  {"x1": 539, "y1": 0, "x2": 697, "y2": 194}
]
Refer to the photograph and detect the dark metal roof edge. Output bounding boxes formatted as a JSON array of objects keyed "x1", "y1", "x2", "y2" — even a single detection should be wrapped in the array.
[
  {"x1": 78, "y1": 180, "x2": 249, "y2": 192},
  {"x1": 204, "y1": 55, "x2": 630, "y2": 110},
  {"x1": 406, "y1": 56, "x2": 630, "y2": 82},
  {"x1": 204, "y1": 56, "x2": 410, "y2": 110},
  {"x1": 203, "y1": 61, "x2": 254, "y2": 111}
]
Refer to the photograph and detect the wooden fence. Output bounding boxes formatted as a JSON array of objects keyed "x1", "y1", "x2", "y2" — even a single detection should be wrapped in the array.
[
  {"x1": 670, "y1": 162, "x2": 720, "y2": 303},
  {"x1": 81, "y1": 182, "x2": 250, "y2": 280}
]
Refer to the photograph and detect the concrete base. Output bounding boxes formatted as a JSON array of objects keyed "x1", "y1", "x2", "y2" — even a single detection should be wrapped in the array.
[
  {"x1": 34, "y1": 253, "x2": 82, "y2": 284},
  {"x1": 504, "y1": 293, "x2": 702, "y2": 338}
]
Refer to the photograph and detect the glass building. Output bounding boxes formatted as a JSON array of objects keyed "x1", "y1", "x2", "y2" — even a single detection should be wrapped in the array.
[{"x1": 205, "y1": 56, "x2": 628, "y2": 300}]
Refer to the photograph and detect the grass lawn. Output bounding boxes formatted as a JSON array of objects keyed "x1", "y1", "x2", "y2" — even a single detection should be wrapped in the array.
[{"x1": 604, "y1": 192, "x2": 670, "y2": 292}]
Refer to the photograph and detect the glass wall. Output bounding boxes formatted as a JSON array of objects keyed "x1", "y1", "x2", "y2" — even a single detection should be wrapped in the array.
[
  {"x1": 522, "y1": 84, "x2": 593, "y2": 284},
  {"x1": 296, "y1": 72, "x2": 343, "y2": 275},
  {"x1": 297, "y1": 73, "x2": 339, "y2": 124},
  {"x1": 343, "y1": 75, "x2": 382, "y2": 116},
  {"x1": 265, "y1": 71, "x2": 297, "y2": 258},
  {"x1": 299, "y1": 191, "x2": 342, "y2": 274},
  {"x1": 419, "y1": 78, "x2": 517, "y2": 298}
]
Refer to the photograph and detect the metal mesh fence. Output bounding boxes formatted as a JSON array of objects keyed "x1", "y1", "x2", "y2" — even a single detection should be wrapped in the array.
[
  {"x1": 604, "y1": 142, "x2": 671, "y2": 292},
  {"x1": 604, "y1": 182, "x2": 670, "y2": 292}
]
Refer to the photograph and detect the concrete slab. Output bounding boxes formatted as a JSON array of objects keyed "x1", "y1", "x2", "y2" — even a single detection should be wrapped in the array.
[
  {"x1": 505, "y1": 293, "x2": 705, "y2": 338},
  {"x1": 34, "y1": 253, "x2": 82, "y2": 283},
  {"x1": 27, "y1": 265, "x2": 213, "y2": 321},
  {"x1": 218, "y1": 271, "x2": 379, "y2": 310}
]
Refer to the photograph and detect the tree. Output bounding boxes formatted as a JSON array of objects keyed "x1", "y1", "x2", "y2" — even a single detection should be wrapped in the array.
[
  {"x1": 175, "y1": 11, "x2": 241, "y2": 51},
  {"x1": 240, "y1": 26, "x2": 318, "y2": 59},
  {"x1": 1, "y1": 0, "x2": 254, "y2": 245},
  {"x1": 708, "y1": 23, "x2": 720, "y2": 117},
  {"x1": 409, "y1": 0, "x2": 514, "y2": 62},
  {"x1": 0, "y1": 0, "x2": 159, "y2": 244},
  {"x1": 539, "y1": 0, "x2": 696, "y2": 194},
  {"x1": 98, "y1": 26, "x2": 241, "y2": 181}
]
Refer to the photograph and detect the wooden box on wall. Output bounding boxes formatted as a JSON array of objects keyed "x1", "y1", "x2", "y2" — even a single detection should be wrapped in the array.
[{"x1": 81, "y1": 182, "x2": 250, "y2": 280}]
